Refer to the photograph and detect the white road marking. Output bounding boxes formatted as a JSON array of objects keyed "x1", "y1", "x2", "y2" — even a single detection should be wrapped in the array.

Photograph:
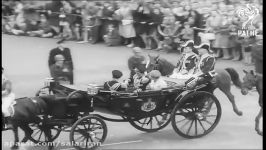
[
  {"x1": 101, "y1": 140, "x2": 143, "y2": 147},
  {"x1": 60, "y1": 148, "x2": 75, "y2": 150}
]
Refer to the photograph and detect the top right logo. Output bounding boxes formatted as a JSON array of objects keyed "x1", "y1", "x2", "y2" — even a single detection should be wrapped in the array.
[{"x1": 236, "y1": 4, "x2": 260, "y2": 30}]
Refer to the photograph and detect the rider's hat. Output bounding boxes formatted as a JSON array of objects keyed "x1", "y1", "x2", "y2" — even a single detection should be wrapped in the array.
[
  {"x1": 149, "y1": 70, "x2": 161, "y2": 79},
  {"x1": 112, "y1": 70, "x2": 123, "y2": 79},
  {"x1": 54, "y1": 54, "x2": 65, "y2": 61},
  {"x1": 181, "y1": 40, "x2": 194, "y2": 48},
  {"x1": 194, "y1": 43, "x2": 212, "y2": 53}
]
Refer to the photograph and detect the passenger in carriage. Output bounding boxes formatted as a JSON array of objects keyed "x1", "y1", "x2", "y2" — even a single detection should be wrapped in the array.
[
  {"x1": 170, "y1": 40, "x2": 198, "y2": 79},
  {"x1": 146, "y1": 70, "x2": 167, "y2": 90},
  {"x1": 50, "y1": 54, "x2": 72, "y2": 84},
  {"x1": 104, "y1": 70, "x2": 129, "y2": 91},
  {"x1": 131, "y1": 66, "x2": 150, "y2": 91}
]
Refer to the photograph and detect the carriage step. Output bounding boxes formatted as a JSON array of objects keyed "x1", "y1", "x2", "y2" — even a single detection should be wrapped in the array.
[{"x1": 47, "y1": 119, "x2": 75, "y2": 125}]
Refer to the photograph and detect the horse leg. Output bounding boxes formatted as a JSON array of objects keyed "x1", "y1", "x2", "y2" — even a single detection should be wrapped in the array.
[
  {"x1": 11, "y1": 124, "x2": 19, "y2": 149},
  {"x1": 19, "y1": 123, "x2": 33, "y2": 143},
  {"x1": 219, "y1": 86, "x2": 243, "y2": 116},
  {"x1": 255, "y1": 108, "x2": 263, "y2": 136},
  {"x1": 43, "y1": 126, "x2": 54, "y2": 150}
]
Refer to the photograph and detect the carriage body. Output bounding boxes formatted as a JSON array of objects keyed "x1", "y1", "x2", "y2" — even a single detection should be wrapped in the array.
[{"x1": 28, "y1": 79, "x2": 222, "y2": 149}]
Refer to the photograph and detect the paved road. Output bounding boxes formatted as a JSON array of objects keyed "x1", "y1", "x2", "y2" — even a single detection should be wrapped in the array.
[{"x1": 2, "y1": 35, "x2": 262, "y2": 150}]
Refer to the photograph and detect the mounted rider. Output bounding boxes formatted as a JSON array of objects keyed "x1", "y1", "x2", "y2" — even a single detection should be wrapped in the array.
[
  {"x1": 170, "y1": 40, "x2": 198, "y2": 79},
  {"x1": 2, "y1": 67, "x2": 15, "y2": 129}
]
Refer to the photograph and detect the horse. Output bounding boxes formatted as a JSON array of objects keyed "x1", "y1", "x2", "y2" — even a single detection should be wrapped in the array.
[
  {"x1": 145, "y1": 55, "x2": 244, "y2": 116},
  {"x1": 4, "y1": 95, "x2": 68, "y2": 150},
  {"x1": 241, "y1": 70, "x2": 263, "y2": 136}
]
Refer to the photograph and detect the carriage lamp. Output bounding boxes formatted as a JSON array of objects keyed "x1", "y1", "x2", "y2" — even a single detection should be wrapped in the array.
[
  {"x1": 44, "y1": 77, "x2": 55, "y2": 87},
  {"x1": 87, "y1": 84, "x2": 99, "y2": 96}
]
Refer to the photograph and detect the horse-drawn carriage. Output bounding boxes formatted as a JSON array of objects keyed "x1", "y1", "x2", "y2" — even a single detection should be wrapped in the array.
[
  {"x1": 17, "y1": 77, "x2": 221, "y2": 149},
  {"x1": 3, "y1": 77, "x2": 222, "y2": 150}
]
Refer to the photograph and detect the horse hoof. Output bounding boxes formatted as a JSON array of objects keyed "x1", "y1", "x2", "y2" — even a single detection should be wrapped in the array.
[
  {"x1": 11, "y1": 145, "x2": 19, "y2": 150},
  {"x1": 235, "y1": 110, "x2": 243, "y2": 116}
]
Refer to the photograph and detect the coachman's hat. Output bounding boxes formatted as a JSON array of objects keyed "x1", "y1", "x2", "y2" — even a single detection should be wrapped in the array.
[
  {"x1": 194, "y1": 43, "x2": 212, "y2": 53},
  {"x1": 112, "y1": 70, "x2": 123, "y2": 79},
  {"x1": 181, "y1": 40, "x2": 194, "y2": 48}
]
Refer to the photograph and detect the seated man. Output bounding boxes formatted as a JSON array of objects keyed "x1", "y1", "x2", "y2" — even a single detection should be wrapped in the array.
[
  {"x1": 50, "y1": 55, "x2": 72, "y2": 84},
  {"x1": 170, "y1": 40, "x2": 198, "y2": 79},
  {"x1": 104, "y1": 70, "x2": 128, "y2": 91},
  {"x1": 131, "y1": 66, "x2": 150, "y2": 91},
  {"x1": 147, "y1": 70, "x2": 168, "y2": 90}
]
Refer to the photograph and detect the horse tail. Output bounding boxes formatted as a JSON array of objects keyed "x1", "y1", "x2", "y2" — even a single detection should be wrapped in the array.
[{"x1": 225, "y1": 68, "x2": 242, "y2": 89}]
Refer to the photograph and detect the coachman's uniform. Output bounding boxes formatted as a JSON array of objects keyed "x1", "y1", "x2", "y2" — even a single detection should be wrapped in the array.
[{"x1": 194, "y1": 53, "x2": 216, "y2": 78}]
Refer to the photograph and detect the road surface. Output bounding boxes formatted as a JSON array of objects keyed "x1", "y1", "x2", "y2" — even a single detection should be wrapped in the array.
[{"x1": 2, "y1": 35, "x2": 263, "y2": 150}]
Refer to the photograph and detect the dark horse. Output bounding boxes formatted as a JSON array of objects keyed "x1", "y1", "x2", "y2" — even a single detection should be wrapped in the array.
[
  {"x1": 145, "y1": 55, "x2": 244, "y2": 116},
  {"x1": 241, "y1": 70, "x2": 263, "y2": 136},
  {"x1": 3, "y1": 96, "x2": 67, "y2": 149}
]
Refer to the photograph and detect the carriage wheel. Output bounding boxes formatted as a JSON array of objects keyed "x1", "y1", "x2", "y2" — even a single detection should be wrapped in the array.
[
  {"x1": 35, "y1": 86, "x2": 66, "y2": 96},
  {"x1": 70, "y1": 115, "x2": 107, "y2": 150},
  {"x1": 28, "y1": 124, "x2": 61, "y2": 144},
  {"x1": 129, "y1": 112, "x2": 171, "y2": 132},
  {"x1": 171, "y1": 91, "x2": 221, "y2": 139}
]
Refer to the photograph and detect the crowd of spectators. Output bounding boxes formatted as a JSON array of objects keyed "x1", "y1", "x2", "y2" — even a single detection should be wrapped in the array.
[{"x1": 2, "y1": 0, "x2": 263, "y2": 65}]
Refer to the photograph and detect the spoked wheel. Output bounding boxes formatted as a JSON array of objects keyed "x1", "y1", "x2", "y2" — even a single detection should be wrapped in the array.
[
  {"x1": 70, "y1": 115, "x2": 107, "y2": 150},
  {"x1": 129, "y1": 112, "x2": 171, "y2": 132},
  {"x1": 28, "y1": 124, "x2": 61, "y2": 144},
  {"x1": 171, "y1": 91, "x2": 222, "y2": 138},
  {"x1": 35, "y1": 86, "x2": 66, "y2": 96}
]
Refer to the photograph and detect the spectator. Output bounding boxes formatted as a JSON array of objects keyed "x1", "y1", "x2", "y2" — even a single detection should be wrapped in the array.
[
  {"x1": 78, "y1": 1, "x2": 101, "y2": 44},
  {"x1": 146, "y1": 7, "x2": 163, "y2": 50},
  {"x1": 133, "y1": 1, "x2": 152, "y2": 49},
  {"x1": 115, "y1": 2, "x2": 136, "y2": 48},
  {"x1": 180, "y1": 22, "x2": 194, "y2": 41}
]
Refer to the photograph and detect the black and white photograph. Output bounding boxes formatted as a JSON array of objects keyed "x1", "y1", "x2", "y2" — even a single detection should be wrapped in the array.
[{"x1": 2, "y1": 0, "x2": 263, "y2": 149}]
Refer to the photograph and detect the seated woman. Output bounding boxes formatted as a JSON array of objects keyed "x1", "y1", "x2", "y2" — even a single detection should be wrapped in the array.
[
  {"x1": 131, "y1": 66, "x2": 150, "y2": 91},
  {"x1": 104, "y1": 70, "x2": 129, "y2": 91},
  {"x1": 146, "y1": 70, "x2": 167, "y2": 90}
]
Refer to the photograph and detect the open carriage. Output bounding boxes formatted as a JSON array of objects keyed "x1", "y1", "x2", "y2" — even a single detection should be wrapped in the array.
[{"x1": 21, "y1": 78, "x2": 222, "y2": 149}]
